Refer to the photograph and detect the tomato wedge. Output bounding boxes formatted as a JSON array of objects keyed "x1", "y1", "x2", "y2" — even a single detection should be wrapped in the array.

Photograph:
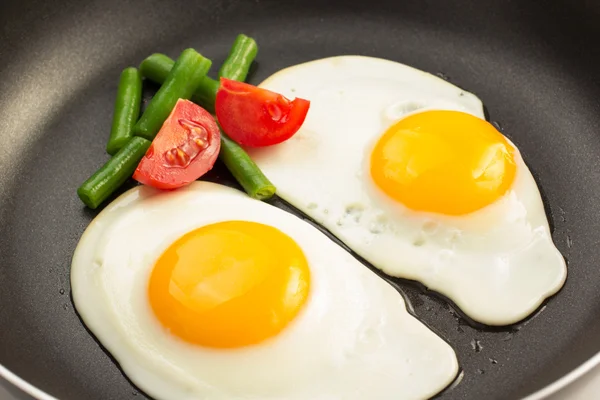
[
  {"x1": 215, "y1": 78, "x2": 310, "y2": 147},
  {"x1": 133, "y1": 99, "x2": 220, "y2": 190}
]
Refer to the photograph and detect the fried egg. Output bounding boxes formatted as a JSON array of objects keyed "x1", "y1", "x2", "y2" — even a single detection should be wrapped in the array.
[
  {"x1": 249, "y1": 55, "x2": 567, "y2": 325},
  {"x1": 71, "y1": 181, "x2": 458, "y2": 400}
]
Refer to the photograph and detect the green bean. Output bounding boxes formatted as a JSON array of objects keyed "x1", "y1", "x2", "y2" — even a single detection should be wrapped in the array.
[
  {"x1": 219, "y1": 131, "x2": 275, "y2": 200},
  {"x1": 218, "y1": 34, "x2": 258, "y2": 82},
  {"x1": 134, "y1": 49, "x2": 211, "y2": 141},
  {"x1": 136, "y1": 36, "x2": 273, "y2": 200},
  {"x1": 138, "y1": 53, "x2": 172, "y2": 83},
  {"x1": 216, "y1": 35, "x2": 275, "y2": 200},
  {"x1": 78, "y1": 137, "x2": 151, "y2": 209},
  {"x1": 106, "y1": 67, "x2": 142, "y2": 155},
  {"x1": 139, "y1": 54, "x2": 219, "y2": 113}
]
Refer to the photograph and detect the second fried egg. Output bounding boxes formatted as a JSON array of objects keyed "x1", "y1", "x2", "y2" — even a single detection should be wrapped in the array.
[{"x1": 249, "y1": 55, "x2": 567, "y2": 325}]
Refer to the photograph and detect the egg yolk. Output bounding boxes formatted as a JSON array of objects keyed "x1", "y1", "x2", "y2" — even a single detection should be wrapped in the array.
[
  {"x1": 370, "y1": 110, "x2": 516, "y2": 215},
  {"x1": 148, "y1": 221, "x2": 310, "y2": 348}
]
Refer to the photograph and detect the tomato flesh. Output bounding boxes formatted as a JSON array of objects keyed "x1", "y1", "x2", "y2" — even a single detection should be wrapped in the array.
[
  {"x1": 215, "y1": 78, "x2": 310, "y2": 147},
  {"x1": 133, "y1": 99, "x2": 220, "y2": 190}
]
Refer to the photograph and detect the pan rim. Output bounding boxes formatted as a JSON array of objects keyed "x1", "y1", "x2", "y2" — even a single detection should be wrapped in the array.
[
  {"x1": 2, "y1": 352, "x2": 600, "y2": 399},
  {"x1": 0, "y1": 365, "x2": 56, "y2": 400},
  {"x1": 522, "y1": 351, "x2": 600, "y2": 400}
]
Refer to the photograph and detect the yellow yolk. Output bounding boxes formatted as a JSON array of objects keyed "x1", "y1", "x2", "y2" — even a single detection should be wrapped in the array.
[
  {"x1": 148, "y1": 221, "x2": 310, "y2": 348},
  {"x1": 370, "y1": 110, "x2": 517, "y2": 215}
]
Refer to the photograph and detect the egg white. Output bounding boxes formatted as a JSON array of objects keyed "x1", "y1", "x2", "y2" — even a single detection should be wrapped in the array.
[
  {"x1": 71, "y1": 181, "x2": 458, "y2": 400},
  {"x1": 249, "y1": 55, "x2": 567, "y2": 325}
]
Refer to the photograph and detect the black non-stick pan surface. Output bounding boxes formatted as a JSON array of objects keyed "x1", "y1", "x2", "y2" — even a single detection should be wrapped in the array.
[{"x1": 1, "y1": 0, "x2": 600, "y2": 399}]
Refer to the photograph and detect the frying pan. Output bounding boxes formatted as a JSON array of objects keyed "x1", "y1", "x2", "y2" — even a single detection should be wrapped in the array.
[{"x1": 1, "y1": 0, "x2": 600, "y2": 399}]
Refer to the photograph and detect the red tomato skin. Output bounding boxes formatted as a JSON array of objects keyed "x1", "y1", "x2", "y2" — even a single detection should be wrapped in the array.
[
  {"x1": 133, "y1": 99, "x2": 220, "y2": 190},
  {"x1": 215, "y1": 78, "x2": 310, "y2": 147}
]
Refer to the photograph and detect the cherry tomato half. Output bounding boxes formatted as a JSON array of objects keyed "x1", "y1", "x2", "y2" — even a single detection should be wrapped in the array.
[
  {"x1": 215, "y1": 78, "x2": 310, "y2": 147},
  {"x1": 133, "y1": 99, "x2": 220, "y2": 190}
]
